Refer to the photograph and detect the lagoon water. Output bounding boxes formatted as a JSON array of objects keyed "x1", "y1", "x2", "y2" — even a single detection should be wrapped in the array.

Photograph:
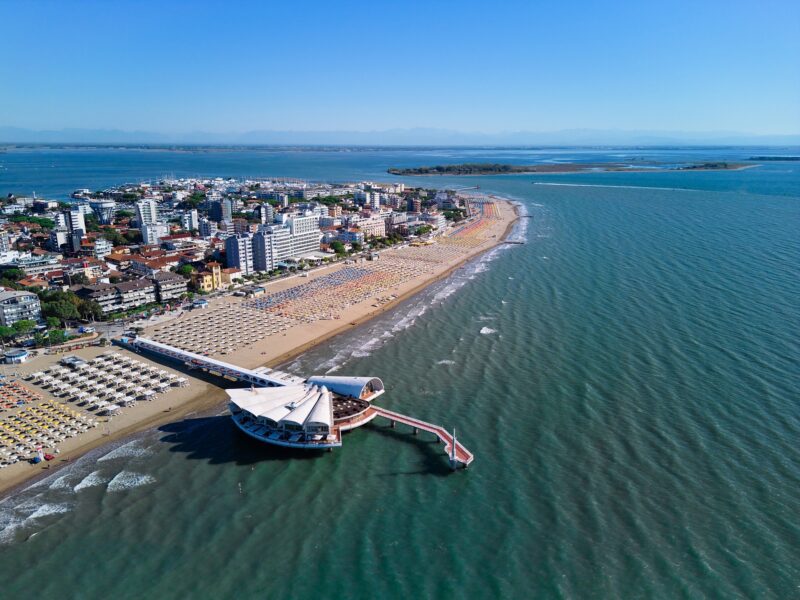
[{"x1": 0, "y1": 147, "x2": 798, "y2": 598}]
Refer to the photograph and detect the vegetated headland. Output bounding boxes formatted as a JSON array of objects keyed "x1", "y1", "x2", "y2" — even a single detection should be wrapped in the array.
[{"x1": 388, "y1": 161, "x2": 753, "y2": 176}]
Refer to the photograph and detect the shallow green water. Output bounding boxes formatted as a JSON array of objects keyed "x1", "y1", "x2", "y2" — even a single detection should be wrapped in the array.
[{"x1": 1, "y1": 149, "x2": 798, "y2": 599}]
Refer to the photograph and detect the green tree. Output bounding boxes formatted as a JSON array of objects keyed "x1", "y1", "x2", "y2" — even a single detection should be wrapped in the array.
[
  {"x1": 48, "y1": 330, "x2": 68, "y2": 346},
  {"x1": 100, "y1": 227, "x2": 126, "y2": 246},
  {"x1": 70, "y1": 272, "x2": 89, "y2": 285},
  {"x1": 0, "y1": 326, "x2": 16, "y2": 342},
  {"x1": 12, "y1": 319, "x2": 36, "y2": 335},
  {"x1": 330, "y1": 241, "x2": 345, "y2": 255},
  {"x1": 43, "y1": 300, "x2": 80, "y2": 324},
  {"x1": 78, "y1": 300, "x2": 103, "y2": 321},
  {"x1": 46, "y1": 316, "x2": 60, "y2": 329},
  {"x1": 9, "y1": 215, "x2": 54, "y2": 229},
  {"x1": 114, "y1": 210, "x2": 134, "y2": 224},
  {"x1": 84, "y1": 214, "x2": 101, "y2": 232},
  {"x1": 1, "y1": 268, "x2": 23, "y2": 281},
  {"x1": 176, "y1": 264, "x2": 195, "y2": 277}
]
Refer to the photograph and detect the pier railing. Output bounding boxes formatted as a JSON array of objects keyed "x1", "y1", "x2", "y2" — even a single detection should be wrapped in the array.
[{"x1": 371, "y1": 406, "x2": 474, "y2": 468}]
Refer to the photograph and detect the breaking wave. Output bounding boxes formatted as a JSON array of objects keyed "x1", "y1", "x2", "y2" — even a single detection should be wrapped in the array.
[
  {"x1": 98, "y1": 440, "x2": 152, "y2": 463},
  {"x1": 27, "y1": 503, "x2": 72, "y2": 520},
  {"x1": 106, "y1": 471, "x2": 156, "y2": 493},
  {"x1": 74, "y1": 470, "x2": 110, "y2": 492}
]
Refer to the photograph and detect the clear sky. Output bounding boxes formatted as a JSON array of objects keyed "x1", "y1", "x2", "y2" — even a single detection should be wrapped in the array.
[{"x1": 1, "y1": 0, "x2": 799, "y2": 136}]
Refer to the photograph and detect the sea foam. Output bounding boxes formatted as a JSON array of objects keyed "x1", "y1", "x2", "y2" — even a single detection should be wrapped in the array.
[
  {"x1": 27, "y1": 503, "x2": 72, "y2": 521},
  {"x1": 106, "y1": 471, "x2": 156, "y2": 492},
  {"x1": 98, "y1": 440, "x2": 151, "y2": 462},
  {"x1": 74, "y1": 470, "x2": 110, "y2": 492}
]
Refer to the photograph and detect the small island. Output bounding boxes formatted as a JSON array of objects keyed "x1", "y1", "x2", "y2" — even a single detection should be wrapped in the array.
[{"x1": 388, "y1": 161, "x2": 751, "y2": 176}]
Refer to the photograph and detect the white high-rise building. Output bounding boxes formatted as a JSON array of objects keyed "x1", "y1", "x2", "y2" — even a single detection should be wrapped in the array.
[
  {"x1": 136, "y1": 199, "x2": 159, "y2": 226},
  {"x1": 181, "y1": 209, "x2": 199, "y2": 231},
  {"x1": 49, "y1": 228, "x2": 69, "y2": 250},
  {"x1": 286, "y1": 214, "x2": 322, "y2": 257},
  {"x1": 369, "y1": 192, "x2": 381, "y2": 211},
  {"x1": 253, "y1": 226, "x2": 292, "y2": 272},
  {"x1": 254, "y1": 203, "x2": 274, "y2": 224},
  {"x1": 198, "y1": 217, "x2": 218, "y2": 238},
  {"x1": 225, "y1": 234, "x2": 254, "y2": 275},
  {"x1": 94, "y1": 238, "x2": 114, "y2": 259},
  {"x1": 359, "y1": 216, "x2": 387, "y2": 238},
  {"x1": 66, "y1": 208, "x2": 86, "y2": 236},
  {"x1": 141, "y1": 222, "x2": 170, "y2": 245}
]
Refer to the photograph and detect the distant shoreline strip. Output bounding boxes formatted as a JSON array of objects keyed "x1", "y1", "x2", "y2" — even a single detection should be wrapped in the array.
[{"x1": 532, "y1": 182, "x2": 704, "y2": 192}]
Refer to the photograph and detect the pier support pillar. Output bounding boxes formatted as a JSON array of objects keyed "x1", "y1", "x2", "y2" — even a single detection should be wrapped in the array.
[
  {"x1": 412, "y1": 427, "x2": 418, "y2": 435},
  {"x1": 390, "y1": 420, "x2": 395, "y2": 429}
]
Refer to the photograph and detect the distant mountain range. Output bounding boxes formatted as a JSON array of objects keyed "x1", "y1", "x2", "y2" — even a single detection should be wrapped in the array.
[{"x1": 1, "y1": 126, "x2": 799, "y2": 146}]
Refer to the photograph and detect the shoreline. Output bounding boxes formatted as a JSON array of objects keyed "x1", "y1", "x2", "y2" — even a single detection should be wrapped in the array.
[
  {"x1": 0, "y1": 384, "x2": 226, "y2": 499},
  {"x1": 269, "y1": 205, "x2": 519, "y2": 369},
  {"x1": 0, "y1": 199, "x2": 520, "y2": 498}
]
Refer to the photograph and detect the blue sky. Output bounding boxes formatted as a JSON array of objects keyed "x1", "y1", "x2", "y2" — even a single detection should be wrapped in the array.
[{"x1": 1, "y1": 0, "x2": 798, "y2": 135}]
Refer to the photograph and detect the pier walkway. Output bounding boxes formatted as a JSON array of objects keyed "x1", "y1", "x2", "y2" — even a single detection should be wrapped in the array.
[
  {"x1": 371, "y1": 406, "x2": 474, "y2": 468},
  {"x1": 131, "y1": 337, "x2": 304, "y2": 387}
]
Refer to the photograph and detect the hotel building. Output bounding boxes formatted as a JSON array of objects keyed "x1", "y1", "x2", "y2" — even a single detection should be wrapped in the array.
[{"x1": 0, "y1": 291, "x2": 42, "y2": 326}]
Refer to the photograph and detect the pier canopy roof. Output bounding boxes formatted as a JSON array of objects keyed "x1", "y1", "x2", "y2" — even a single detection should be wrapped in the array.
[
  {"x1": 306, "y1": 376, "x2": 384, "y2": 400},
  {"x1": 227, "y1": 384, "x2": 333, "y2": 432}
]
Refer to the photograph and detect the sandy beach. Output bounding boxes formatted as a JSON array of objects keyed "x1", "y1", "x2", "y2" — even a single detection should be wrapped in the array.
[{"x1": 0, "y1": 198, "x2": 518, "y2": 497}]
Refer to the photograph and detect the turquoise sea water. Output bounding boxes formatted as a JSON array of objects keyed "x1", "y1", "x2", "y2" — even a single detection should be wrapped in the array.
[{"x1": 0, "y1": 148, "x2": 798, "y2": 598}]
